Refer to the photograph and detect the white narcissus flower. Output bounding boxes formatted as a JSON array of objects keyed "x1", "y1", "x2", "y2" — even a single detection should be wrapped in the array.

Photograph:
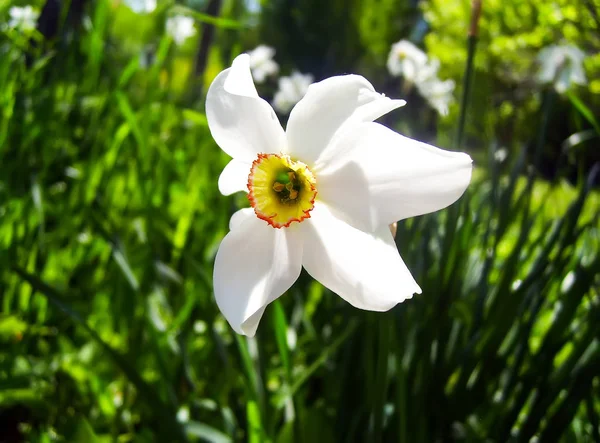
[
  {"x1": 248, "y1": 45, "x2": 279, "y2": 83},
  {"x1": 124, "y1": 0, "x2": 157, "y2": 14},
  {"x1": 165, "y1": 16, "x2": 196, "y2": 45},
  {"x1": 8, "y1": 6, "x2": 39, "y2": 31},
  {"x1": 206, "y1": 54, "x2": 473, "y2": 336},
  {"x1": 272, "y1": 71, "x2": 314, "y2": 114},
  {"x1": 414, "y1": 59, "x2": 455, "y2": 116},
  {"x1": 536, "y1": 44, "x2": 587, "y2": 94},
  {"x1": 388, "y1": 42, "x2": 455, "y2": 116},
  {"x1": 417, "y1": 77, "x2": 455, "y2": 117},
  {"x1": 387, "y1": 40, "x2": 428, "y2": 83}
]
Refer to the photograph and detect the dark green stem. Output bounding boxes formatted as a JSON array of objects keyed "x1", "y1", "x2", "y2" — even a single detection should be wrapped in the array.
[
  {"x1": 523, "y1": 89, "x2": 555, "y2": 211},
  {"x1": 455, "y1": 0, "x2": 482, "y2": 150},
  {"x1": 533, "y1": 90, "x2": 555, "y2": 175},
  {"x1": 373, "y1": 315, "x2": 390, "y2": 443}
]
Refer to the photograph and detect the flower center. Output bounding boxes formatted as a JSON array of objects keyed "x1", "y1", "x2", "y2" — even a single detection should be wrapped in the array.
[{"x1": 247, "y1": 153, "x2": 317, "y2": 228}]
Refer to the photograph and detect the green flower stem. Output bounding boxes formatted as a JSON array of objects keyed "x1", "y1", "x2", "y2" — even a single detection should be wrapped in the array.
[
  {"x1": 373, "y1": 314, "x2": 391, "y2": 443},
  {"x1": 455, "y1": 0, "x2": 482, "y2": 150}
]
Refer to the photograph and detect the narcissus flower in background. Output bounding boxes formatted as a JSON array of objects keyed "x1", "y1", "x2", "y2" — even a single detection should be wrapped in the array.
[
  {"x1": 248, "y1": 45, "x2": 279, "y2": 83},
  {"x1": 387, "y1": 40, "x2": 456, "y2": 116},
  {"x1": 272, "y1": 71, "x2": 314, "y2": 114},
  {"x1": 206, "y1": 54, "x2": 473, "y2": 336},
  {"x1": 536, "y1": 44, "x2": 587, "y2": 94},
  {"x1": 8, "y1": 6, "x2": 39, "y2": 31},
  {"x1": 412, "y1": 59, "x2": 455, "y2": 116},
  {"x1": 387, "y1": 40, "x2": 428, "y2": 83},
  {"x1": 417, "y1": 76, "x2": 455, "y2": 117},
  {"x1": 165, "y1": 15, "x2": 196, "y2": 45},
  {"x1": 124, "y1": 0, "x2": 157, "y2": 14}
]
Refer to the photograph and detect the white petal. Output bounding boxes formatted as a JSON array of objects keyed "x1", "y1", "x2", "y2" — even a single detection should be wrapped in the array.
[
  {"x1": 537, "y1": 62, "x2": 555, "y2": 85},
  {"x1": 569, "y1": 63, "x2": 587, "y2": 86},
  {"x1": 316, "y1": 122, "x2": 472, "y2": 232},
  {"x1": 300, "y1": 203, "x2": 421, "y2": 311},
  {"x1": 224, "y1": 54, "x2": 259, "y2": 97},
  {"x1": 206, "y1": 54, "x2": 286, "y2": 162},
  {"x1": 286, "y1": 75, "x2": 405, "y2": 166},
  {"x1": 218, "y1": 159, "x2": 251, "y2": 195},
  {"x1": 387, "y1": 40, "x2": 428, "y2": 80},
  {"x1": 252, "y1": 69, "x2": 267, "y2": 84},
  {"x1": 213, "y1": 216, "x2": 303, "y2": 336},
  {"x1": 554, "y1": 69, "x2": 570, "y2": 94},
  {"x1": 272, "y1": 72, "x2": 314, "y2": 114},
  {"x1": 229, "y1": 208, "x2": 255, "y2": 231}
]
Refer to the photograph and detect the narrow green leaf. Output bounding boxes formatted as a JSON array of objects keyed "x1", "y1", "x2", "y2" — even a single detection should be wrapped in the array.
[
  {"x1": 247, "y1": 401, "x2": 264, "y2": 443},
  {"x1": 372, "y1": 315, "x2": 391, "y2": 443},
  {"x1": 272, "y1": 300, "x2": 291, "y2": 380},
  {"x1": 185, "y1": 421, "x2": 232, "y2": 443},
  {"x1": 118, "y1": 57, "x2": 140, "y2": 89},
  {"x1": 112, "y1": 248, "x2": 140, "y2": 292},
  {"x1": 567, "y1": 92, "x2": 600, "y2": 135},
  {"x1": 114, "y1": 91, "x2": 145, "y2": 149},
  {"x1": 170, "y1": 5, "x2": 245, "y2": 29}
]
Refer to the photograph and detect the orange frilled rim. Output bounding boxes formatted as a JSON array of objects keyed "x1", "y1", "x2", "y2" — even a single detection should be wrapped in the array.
[{"x1": 247, "y1": 153, "x2": 317, "y2": 228}]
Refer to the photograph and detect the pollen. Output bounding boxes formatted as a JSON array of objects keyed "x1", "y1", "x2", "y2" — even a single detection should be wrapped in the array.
[{"x1": 247, "y1": 153, "x2": 317, "y2": 228}]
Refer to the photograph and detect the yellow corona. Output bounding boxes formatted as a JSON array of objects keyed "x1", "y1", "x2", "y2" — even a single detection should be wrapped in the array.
[{"x1": 247, "y1": 153, "x2": 317, "y2": 228}]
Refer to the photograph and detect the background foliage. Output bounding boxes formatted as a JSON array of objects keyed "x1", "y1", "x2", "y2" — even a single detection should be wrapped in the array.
[{"x1": 1, "y1": 0, "x2": 599, "y2": 442}]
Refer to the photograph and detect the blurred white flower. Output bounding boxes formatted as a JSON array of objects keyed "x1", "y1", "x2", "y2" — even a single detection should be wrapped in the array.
[
  {"x1": 65, "y1": 166, "x2": 81, "y2": 179},
  {"x1": 286, "y1": 327, "x2": 297, "y2": 350},
  {"x1": 248, "y1": 45, "x2": 279, "y2": 83},
  {"x1": 193, "y1": 320, "x2": 207, "y2": 334},
  {"x1": 166, "y1": 16, "x2": 196, "y2": 45},
  {"x1": 205, "y1": 54, "x2": 473, "y2": 336},
  {"x1": 8, "y1": 6, "x2": 39, "y2": 31},
  {"x1": 560, "y1": 271, "x2": 576, "y2": 293},
  {"x1": 536, "y1": 44, "x2": 587, "y2": 94},
  {"x1": 387, "y1": 42, "x2": 455, "y2": 116},
  {"x1": 124, "y1": 0, "x2": 157, "y2": 14},
  {"x1": 417, "y1": 77, "x2": 455, "y2": 117},
  {"x1": 272, "y1": 71, "x2": 314, "y2": 114},
  {"x1": 413, "y1": 58, "x2": 455, "y2": 116},
  {"x1": 109, "y1": 383, "x2": 124, "y2": 407},
  {"x1": 387, "y1": 40, "x2": 428, "y2": 82},
  {"x1": 494, "y1": 148, "x2": 508, "y2": 163},
  {"x1": 176, "y1": 406, "x2": 190, "y2": 423},
  {"x1": 77, "y1": 231, "x2": 91, "y2": 244},
  {"x1": 413, "y1": 57, "x2": 440, "y2": 84}
]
